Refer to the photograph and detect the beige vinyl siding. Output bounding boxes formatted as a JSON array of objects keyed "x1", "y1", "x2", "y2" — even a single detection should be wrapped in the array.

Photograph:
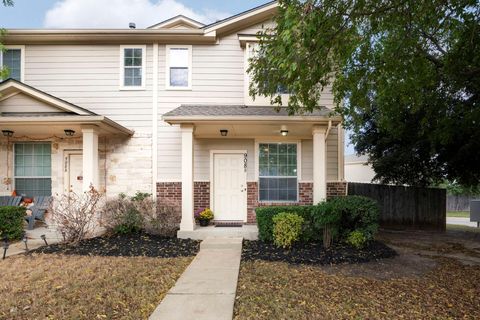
[
  {"x1": 194, "y1": 139, "x2": 255, "y2": 181},
  {"x1": 301, "y1": 128, "x2": 339, "y2": 182},
  {"x1": 157, "y1": 32, "x2": 246, "y2": 180},
  {"x1": 23, "y1": 45, "x2": 154, "y2": 131},
  {"x1": 0, "y1": 93, "x2": 63, "y2": 113}
]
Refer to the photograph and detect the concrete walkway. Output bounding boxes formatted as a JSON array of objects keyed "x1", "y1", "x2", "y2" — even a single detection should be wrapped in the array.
[
  {"x1": 447, "y1": 217, "x2": 479, "y2": 228},
  {"x1": 4, "y1": 225, "x2": 62, "y2": 258},
  {"x1": 149, "y1": 237, "x2": 242, "y2": 320}
]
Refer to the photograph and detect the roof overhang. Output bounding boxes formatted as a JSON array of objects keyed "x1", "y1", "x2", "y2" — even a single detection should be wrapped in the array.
[
  {"x1": 3, "y1": 29, "x2": 216, "y2": 45},
  {"x1": 163, "y1": 115, "x2": 342, "y2": 125},
  {"x1": 0, "y1": 115, "x2": 134, "y2": 136}
]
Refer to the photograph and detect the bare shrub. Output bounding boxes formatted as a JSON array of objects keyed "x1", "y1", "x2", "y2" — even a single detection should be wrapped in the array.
[
  {"x1": 50, "y1": 186, "x2": 103, "y2": 244},
  {"x1": 143, "y1": 198, "x2": 181, "y2": 237},
  {"x1": 102, "y1": 192, "x2": 155, "y2": 234}
]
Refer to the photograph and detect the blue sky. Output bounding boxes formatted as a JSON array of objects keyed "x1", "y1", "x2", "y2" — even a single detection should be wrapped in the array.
[{"x1": 0, "y1": 0, "x2": 268, "y2": 28}]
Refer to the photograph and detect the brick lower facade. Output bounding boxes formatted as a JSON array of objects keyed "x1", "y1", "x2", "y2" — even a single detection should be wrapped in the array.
[
  {"x1": 326, "y1": 181, "x2": 348, "y2": 198},
  {"x1": 194, "y1": 181, "x2": 210, "y2": 212},
  {"x1": 158, "y1": 181, "x2": 347, "y2": 224}
]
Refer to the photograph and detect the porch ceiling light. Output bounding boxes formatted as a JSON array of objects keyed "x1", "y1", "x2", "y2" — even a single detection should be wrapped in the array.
[
  {"x1": 220, "y1": 129, "x2": 228, "y2": 137},
  {"x1": 2, "y1": 130, "x2": 14, "y2": 137},
  {"x1": 280, "y1": 129, "x2": 289, "y2": 136},
  {"x1": 64, "y1": 129, "x2": 75, "y2": 137}
]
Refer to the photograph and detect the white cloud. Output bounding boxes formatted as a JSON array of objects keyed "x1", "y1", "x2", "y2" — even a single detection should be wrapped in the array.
[{"x1": 44, "y1": 0, "x2": 230, "y2": 28}]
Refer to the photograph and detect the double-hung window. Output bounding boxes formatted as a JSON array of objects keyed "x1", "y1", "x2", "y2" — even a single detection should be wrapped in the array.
[
  {"x1": 259, "y1": 143, "x2": 298, "y2": 202},
  {"x1": 166, "y1": 45, "x2": 192, "y2": 89},
  {"x1": 0, "y1": 46, "x2": 24, "y2": 81},
  {"x1": 14, "y1": 143, "x2": 52, "y2": 198},
  {"x1": 120, "y1": 45, "x2": 146, "y2": 89}
]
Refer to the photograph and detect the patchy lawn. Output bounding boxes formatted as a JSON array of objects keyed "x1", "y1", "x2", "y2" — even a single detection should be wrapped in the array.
[
  {"x1": 447, "y1": 211, "x2": 470, "y2": 218},
  {"x1": 1, "y1": 234, "x2": 199, "y2": 319},
  {"x1": 234, "y1": 230, "x2": 480, "y2": 320}
]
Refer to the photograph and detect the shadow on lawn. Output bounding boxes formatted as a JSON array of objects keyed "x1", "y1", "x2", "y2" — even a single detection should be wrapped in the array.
[{"x1": 31, "y1": 233, "x2": 200, "y2": 258}]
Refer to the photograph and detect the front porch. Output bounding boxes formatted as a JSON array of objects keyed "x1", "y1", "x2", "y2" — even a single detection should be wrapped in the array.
[
  {"x1": 162, "y1": 104, "x2": 345, "y2": 234},
  {"x1": 0, "y1": 79, "x2": 134, "y2": 199},
  {"x1": 177, "y1": 224, "x2": 259, "y2": 240}
]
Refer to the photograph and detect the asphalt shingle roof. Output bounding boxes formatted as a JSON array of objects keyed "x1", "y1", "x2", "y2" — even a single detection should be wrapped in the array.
[{"x1": 163, "y1": 105, "x2": 333, "y2": 118}]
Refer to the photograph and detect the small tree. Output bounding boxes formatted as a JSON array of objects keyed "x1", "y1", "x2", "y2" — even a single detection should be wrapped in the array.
[{"x1": 50, "y1": 186, "x2": 103, "y2": 244}]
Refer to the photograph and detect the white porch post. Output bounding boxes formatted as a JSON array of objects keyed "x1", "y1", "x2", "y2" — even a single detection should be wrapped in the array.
[
  {"x1": 313, "y1": 125, "x2": 327, "y2": 203},
  {"x1": 82, "y1": 126, "x2": 99, "y2": 192},
  {"x1": 180, "y1": 124, "x2": 195, "y2": 231}
]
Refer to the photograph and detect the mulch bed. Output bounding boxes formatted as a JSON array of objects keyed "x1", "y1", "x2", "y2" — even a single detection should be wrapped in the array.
[
  {"x1": 242, "y1": 240, "x2": 397, "y2": 265},
  {"x1": 32, "y1": 233, "x2": 200, "y2": 258}
]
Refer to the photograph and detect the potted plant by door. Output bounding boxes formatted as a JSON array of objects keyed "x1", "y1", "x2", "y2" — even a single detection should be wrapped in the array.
[{"x1": 195, "y1": 208, "x2": 214, "y2": 226}]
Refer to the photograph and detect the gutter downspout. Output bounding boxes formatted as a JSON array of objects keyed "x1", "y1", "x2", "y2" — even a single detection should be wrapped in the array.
[{"x1": 324, "y1": 120, "x2": 332, "y2": 141}]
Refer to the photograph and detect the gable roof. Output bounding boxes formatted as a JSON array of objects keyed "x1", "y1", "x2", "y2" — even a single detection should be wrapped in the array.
[
  {"x1": 148, "y1": 15, "x2": 204, "y2": 30},
  {"x1": 0, "y1": 79, "x2": 95, "y2": 116},
  {"x1": 4, "y1": 1, "x2": 278, "y2": 44}
]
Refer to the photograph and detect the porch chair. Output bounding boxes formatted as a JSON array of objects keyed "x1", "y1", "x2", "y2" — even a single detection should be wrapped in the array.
[
  {"x1": 0, "y1": 196, "x2": 22, "y2": 207},
  {"x1": 25, "y1": 196, "x2": 52, "y2": 230}
]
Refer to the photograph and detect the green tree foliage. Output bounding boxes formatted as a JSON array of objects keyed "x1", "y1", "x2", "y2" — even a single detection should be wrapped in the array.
[
  {"x1": 1, "y1": 0, "x2": 14, "y2": 79},
  {"x1": 249, "y1": 0, "x2": 480, "y2": 186}
]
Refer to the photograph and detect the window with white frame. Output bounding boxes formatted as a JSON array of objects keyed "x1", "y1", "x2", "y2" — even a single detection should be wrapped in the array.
[
  {"x1": 166, "y1": 45, "x2": 191, "y2": 89},
  {"x1": 0, "y1": 46, "x2": 23, "y2": 81},
  {"x1": 259, "y1": 143, "x2": 298, "y2": 202},
  {"x1": 120, "y1": 45, "x2": 145, "y2": 88},
  {"x1": 14, "y1": 143, "x2": 52, "y2": 198}
]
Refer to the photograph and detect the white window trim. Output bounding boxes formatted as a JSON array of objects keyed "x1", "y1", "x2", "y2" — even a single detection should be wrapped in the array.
[
  {"x1": 254, "y1": 140, "x2": 302, "y2": 203},
  {"x1": 0, "y1": 45, "x2": 25, "y2": 82},
  {"x1": 13, "y1": 142, "x2": 52, "y2": 196},
  {"x1": 165, "y1": 45, "x2": 192, "y2": 90},
  {"x1": 119, "y1": 45, "x2": 146, "y2": 90}
]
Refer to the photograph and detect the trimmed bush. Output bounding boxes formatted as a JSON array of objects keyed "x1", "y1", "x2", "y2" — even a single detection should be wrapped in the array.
[
  {"x1": 325, "y1": 195, "x2": 379, "y2": 241},
  {"x1": 256, "y1": 206, "x2": 317, "y2": 242},
  {"x1": 347, "y1": 230, "x2": 368, "y2": 249},
  {"x1": 0, "y1": 206, "x2": 26, "y2": 240},
  {"x1": 272, "y1": 212, "x2": 304, "y2": 248}
]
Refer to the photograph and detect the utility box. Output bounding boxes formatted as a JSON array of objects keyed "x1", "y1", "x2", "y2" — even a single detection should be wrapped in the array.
[{"x1": 470, "y1": 200, "x2": 480, "y2": 227}]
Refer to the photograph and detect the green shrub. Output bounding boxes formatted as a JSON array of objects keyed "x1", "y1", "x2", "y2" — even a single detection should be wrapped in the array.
[
  {"x1": 326, "y1": 196, "x2": 379, "y2": 241},
  {"x1": 255, "y1": 206, "x2": 317, "y2": 242},
  {"x1": 311, "y1": 202, "x2": 342, "y2": 248},
  {"x1": 347, "y1": 230, "x2": 368, "y2": 249},
  {"x1": 0, "y1": 206, "x2": 26, "y2": 240},
  {"x1": 272, "y1": 212, "x2": 304, "y2": 249},
  {"x1": 113, "y1": 207, "x2": 143, "y2": 234}
]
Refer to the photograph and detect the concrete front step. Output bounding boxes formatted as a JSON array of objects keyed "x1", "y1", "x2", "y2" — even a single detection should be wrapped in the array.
[{"x1": 177, "y1": 225, "x2": 258, "y2": 240}]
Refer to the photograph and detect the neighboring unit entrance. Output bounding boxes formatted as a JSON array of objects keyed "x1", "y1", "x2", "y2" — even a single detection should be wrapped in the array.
[
  {"x1": 65, "y1": 152, "x2": 83, "y2": 194},
  {"x1": 212, "y1": 152, "x2": 247, "y2": 222}
]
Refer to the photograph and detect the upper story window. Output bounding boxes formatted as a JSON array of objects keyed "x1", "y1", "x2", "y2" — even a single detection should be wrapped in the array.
[
  {"x1": 0, "y1": 45, "x2": 24, "y2": 82},
  {"x1": 166, "y1": 45, "x2": 192, "y2": 90},
  {"x1": 120, "y1": 45, "x2": 146, "y2": 90}
]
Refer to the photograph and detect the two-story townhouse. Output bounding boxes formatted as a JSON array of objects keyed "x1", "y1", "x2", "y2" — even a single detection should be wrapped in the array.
[{"x1": 0, "y1": 1, "x2": 346, "y2": 234}]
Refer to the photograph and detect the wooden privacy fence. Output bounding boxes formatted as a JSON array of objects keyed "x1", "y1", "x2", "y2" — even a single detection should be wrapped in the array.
[
  {"x1": 348, "y1": 183, "x2": 446, "y2": 231},
  {"x1": 447, "y1": 195, "x2": 476, "y2": 211}
]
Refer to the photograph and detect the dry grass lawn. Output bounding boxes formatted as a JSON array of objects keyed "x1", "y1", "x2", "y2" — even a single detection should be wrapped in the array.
[
  {"x1": 234, "y1": 230, "x2": 480, "y2": 320},
  {"x1": 0, "y1": 253, "x2": 193, "y2": 319}
]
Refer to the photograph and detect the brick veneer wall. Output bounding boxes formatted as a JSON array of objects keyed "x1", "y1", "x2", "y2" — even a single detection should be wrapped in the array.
[
  {"x1": 246, "y1": 182, "x2": 314, "y2": 224},
  {"x1": 326, "y1": 181, "x2": 348, "y2": 198},
  {"x1": 156, "y1": 182, "x2": 182, "y2": 212},
  {"x1": 194, "y1": 181, "x2": 210, "y2": 212}
]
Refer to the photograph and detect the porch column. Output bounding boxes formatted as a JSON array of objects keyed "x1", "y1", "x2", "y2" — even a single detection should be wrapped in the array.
[
  {"x1": 313, "y1": 125, "x2": 327, "y2": 203},
  {"x1": 180, "y1": 124, "x2": 195, "y2": 231},
  {"x1": 82, "y1": 126, "x2": 99, "y2": 192}
]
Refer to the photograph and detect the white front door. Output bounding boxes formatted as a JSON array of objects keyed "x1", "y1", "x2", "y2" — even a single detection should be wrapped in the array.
[
  {"x1": 213, "y1": 153, "x2": 247, "y2": 221},
  {"x1": 66, "y1": 153, "x2": 83, "y2": 194}
]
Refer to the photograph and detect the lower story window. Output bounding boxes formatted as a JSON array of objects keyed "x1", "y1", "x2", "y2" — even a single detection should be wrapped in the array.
[
  {"x1": 259, "y1": 143, "x2": 297, "y2": 201},
  {"x1": 14, "y1": 143, "x2": 52, "y2": 198}
]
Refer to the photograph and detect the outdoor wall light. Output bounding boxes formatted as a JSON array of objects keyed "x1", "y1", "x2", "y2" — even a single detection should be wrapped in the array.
[
  {"x1": 280, "y1": 129, "x2": 289, "y2": 136},
  {"x1": 41, "y1": 234, "x2": 48, "y2": 246},
  {"x1": 2, "y1": 130, "x2": 14, "y2": 137},
  {"x1": 220, "y1": 129, "x2": 228, "y2": 137},
  {"x1": 64, "y1": 129, "x2": 75, "y2": 137}
]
